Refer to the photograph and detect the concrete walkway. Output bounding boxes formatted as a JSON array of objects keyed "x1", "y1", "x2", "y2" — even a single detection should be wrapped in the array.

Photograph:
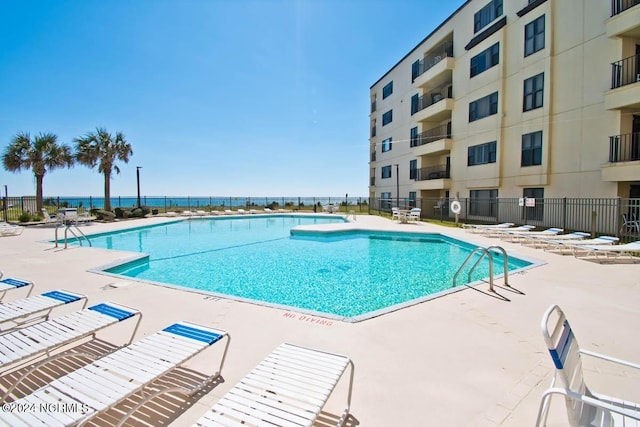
[{"x1": 0, "y1": 214, "x2": 638, "y2": 426}]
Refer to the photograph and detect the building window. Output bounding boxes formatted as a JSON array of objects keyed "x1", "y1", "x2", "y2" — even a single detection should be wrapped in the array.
[
  {"x1": 382, "y1": 81, "x2": 393, "y2": 99},
  {"x1": 381, "y1": 191, "x2": 392, "y2": 209},
  {"x1": 382, "y1": 137, "x2": 392, "y2": 152},
  {"x1": 523, "y1": 187, "x2": 544, "y2": 221},
  {"x1": 381, "y1": 165, "x2": 392, "y2": 179},
  {"x1": 469, "y1": 92, "x2": 499, "y2": 122},
  {"x1": 410, "y1": 127, "x2": 419, "y2": 147},
  {"x1": 470, "y1": 189, "x2": 498, "y2": 217},
  {"x1": 468, "y1": 141, "x2": 497, "y2": 166},
  {"x1": 474, "y1": 0, "x2": 503, "y2": 33},
  {"x1": 470, "y1": 42, "x2": 499, "y2": 78},
  {"x1": 521, "y1": 131, "x2": 542, "y2": 166},
  {"x1": 409, "y1": 159, "x2": 417, "y2": 180},
  {"x1": 524, "y1": 15, "x2": 545, "y2": 57},
  {"x1": 382, "y1": 110, "x2": 393, "y2": 126},
  {"x1": 409, "y1": 191, "x2": 417, "y2": 208},
  {"x1": 523, "y1": 73, "x2": 544, "y2": 111}
]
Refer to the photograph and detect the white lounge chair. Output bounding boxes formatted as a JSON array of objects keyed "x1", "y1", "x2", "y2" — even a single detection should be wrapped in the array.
[
  {"x1": 181, "y1": 210, "x2": 195, "y2": 217},
  {"x1": 463, "y1": 222, "x2": 514, "y2": 233},
  {"x1": 195, "y1": 210, "x2": 206, "y2": 216},
  {"x1": 575, "y1": 240, "x2": 640, "y2": 261},
  {"x1": 40, "y1": 208, "x2": 61, "y2": 225},
  {"x1": 0, "y1": 223, "x2": 24, "y2": 237},
  {"x1": 237, "y1": 209, "x2": 247, "y2": 214},
  {"x1": 165, "y1": 211, "x2": 177, "y2": 217},
  {"x1": 224, "y1": 209, "x2": 234, "y2": 215},
  {"x1": 0, "y1": 321, "x2": 230, "y2": 426},
  {"x1": 482, "y1": 225, "x2": 536, "y2": 238},
  {"x1": 0, "y1": 302, "x2": 141, "y2": 374},
  {"x1": 620, "y1": 213, "x2": 640, "y2": 234},
  {"x1": 194, "y1": 342, "x2": 354, "y2": 427},
  {"x1": 522, "y1": 231, "x2": 591, "y2": 248},
  {"x1": 264, "y1": 207, "x2": 273, "y2": 214},
  {"x1": 0, "y1": 277, "x2": 34, "y2": 301},
  {"x1": 535, "y1": 305, "x2": 640, "y2": 427},
  {"x1": 544, "y1": 236, "x2": 619, "y2": 254},
  {"x1": 0, "y1": 289, "x2": 87, "y2": 334},
  {"x1": 500, "y1": 227, "x2": 564, "y2": 243},
  {"x1": 391, "y1": 207, "x2": 400, "y2": 221}
]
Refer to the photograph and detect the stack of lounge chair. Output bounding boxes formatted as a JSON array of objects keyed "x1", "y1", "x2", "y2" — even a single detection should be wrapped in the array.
[{"x1": 0, "y1": 276, "x2": 355, "y2": 426}]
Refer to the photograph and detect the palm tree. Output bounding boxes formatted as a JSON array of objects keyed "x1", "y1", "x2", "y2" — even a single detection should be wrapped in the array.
[
  {"x1": 74, "y1": 127, "x2": 133, "y2": 211},
  {"x1": 2, "y1": 132, "x2": 74, "y2": 212}
]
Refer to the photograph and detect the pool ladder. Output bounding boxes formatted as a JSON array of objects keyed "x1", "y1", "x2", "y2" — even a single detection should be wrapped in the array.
[
  {"x1": 453, "y1": 246, "x2": 510, "y2": 293},
  {"x1": 54, "y1": 224, "x2": 92, "y2": 249}
]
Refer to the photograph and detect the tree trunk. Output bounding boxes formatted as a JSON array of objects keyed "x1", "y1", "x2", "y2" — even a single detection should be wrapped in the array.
[
  {"x1": 35, "y1": 174, "x2": 44, "y2": 212},
  {"x1": 103, "y1": 170, "x2": 112, "y2": 211}
]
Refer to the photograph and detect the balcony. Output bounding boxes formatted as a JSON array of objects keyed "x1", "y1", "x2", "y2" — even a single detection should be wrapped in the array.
[
  {"x1": 371, "y1": 100, "x2": 376, "y2": 113},
  {"x1": 602, "y1": 133, "x2": 640, "y2": 182},
  {"x1": 415, "y1": 164, "x2": 450, "y2": 181},
  {"x1": 370, "y1": 176, "x2": 375, "y2": 186},
  {"x1": 609, "y1": 133, "x2": 640, "y2": 162},
  {"x1": 371, "y1": 125, "x2": 376, "y2": 138},
  {"x1": 412, "y1": 164, "x2": 451, "y2": 191},
  {"x1": 411, "y1": 123, "x2": 453, "y2": 157},
  {"x1": 607, "y1": 0, "x2": 640, "y2": 38},
  {"x1": 411, "y1": 86, "x2": 454, "y2": 123},
  {"x1": 371, "y1": 151, "x2": 377, "y2": 162},
  {"x1": 605, "y1": 55, "x2": 640, "y2": 109},
  {"x1": 412, "y1": 41, "x2": 454, "y2": 83}
]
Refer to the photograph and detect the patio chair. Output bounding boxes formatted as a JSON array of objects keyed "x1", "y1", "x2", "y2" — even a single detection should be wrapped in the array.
[
  {"x1": 193, "y1": 342, "x2": 354, "y2": 427},
  {"x1": 620, "y1": 213, "x2": 640, "y2": 234},
  {"x1": 391, "y1": 207, "x2": 400, "y2": 220},
  {"x1": 0, "y1": 321, "x2": 230, "y2": 426},
  {"x1": 264, "y1": 207, "x2": 273, "y2": 213},
  {"x1": 0, "y1": 289, "x2": 87, "y2": 334},
  {"x1": 408, "y1": 207, "x2": 422, "y2": 222},
  {"x1": 40, "y1": 208, "x2": 61, "y2": 225},
  {"x1": 535, "y1": 305, "x2": 640, "y2": 426},
  {"x1": 0, "y1": 277, "x2": 34, "y2": 301},
  {"x1": 574, "y1": 240, "x2": 640, "y2": 261},
  {"x1": 0, "y1": 302, "x2": 141, "y2": 375}
]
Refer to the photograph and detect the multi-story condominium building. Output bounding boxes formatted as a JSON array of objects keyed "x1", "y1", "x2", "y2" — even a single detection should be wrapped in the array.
[{"x1": 369, "y1": 0, "x2": 640, "y2": 218}]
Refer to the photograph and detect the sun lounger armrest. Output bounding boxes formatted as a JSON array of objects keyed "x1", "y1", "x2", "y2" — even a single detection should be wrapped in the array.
[
  {"x1": 536, "y1": 387, "x2": 640, "y2": 427},
  {"x1": 578, "y1": 349, "x2": 640, "y2": 370},
  {"x1": 41, "y1": 290, "x2": 88, "y2": 307},
  {"x1": 88, "y1": 302, "x2": 142, "y2": 344}
]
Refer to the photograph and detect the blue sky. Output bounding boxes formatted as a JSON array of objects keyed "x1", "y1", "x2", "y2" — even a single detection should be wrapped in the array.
[{"x1": 0, "y1": 0, "x2": 463, "y2": 198}]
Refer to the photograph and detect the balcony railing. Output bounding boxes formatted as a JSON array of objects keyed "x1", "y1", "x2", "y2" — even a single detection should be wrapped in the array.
[
  {"x1": 411, "y1": 122, "x2": 452, "y2": 147},
  {"x1": 411, "y1": 42, "x2": 454, "y2": 82},
  {"x1": 611, "y1": 54, "x2": 640, "y2": 89},
  {"x1": 371, "y1": 126, "x2": 376, "y2": 138},
  {"x1": 611, "y1": 0, "x2": 640, "y2": 16},
  {"x1": 609, "y1": 132, "x2": 640, "y2": 162},
  {"x1": 371, "y1": 100, "x2": 376, "y2": 113},
  {"x1": 371, "y1": 151, "x2": 377, "y2": 161},
  {"x1": 370, "y1": 177, "x2": 375, "y2": 186},
  {"x1": 415, "y1": 164, "x2": 450, "y2": 181},
  {"x1": 410, "y1": 83, "x2": 453, "y2": 115}
]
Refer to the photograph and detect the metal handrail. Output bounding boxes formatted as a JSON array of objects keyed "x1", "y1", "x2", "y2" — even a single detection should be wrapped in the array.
[
  {"x1": 468, "y1": 245, "x2": 510, "y2": 287},
  {"x1": 453, "y1": 245, "x2": 509, "y2": 292},
  {"x1": 55, "y1": 224, "x2": 92, "y2": 249}
]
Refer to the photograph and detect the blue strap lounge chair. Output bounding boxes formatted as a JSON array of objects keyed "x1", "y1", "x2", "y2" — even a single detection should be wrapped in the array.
[
  {"x1": 0, "y1": 289, "x2": 87, "y2": 334},
  {"x1": 535, "y1": 305, "x2": 640, "y2": 426},
  {"x1": 194, "y1": 342, "x2": 354, "y2": 427},
  {"x1": 0, "y1": 277, "x2": 34, "y2": 301},
  {"x1": 0, "y1": 322, "x2": 229, "y2": 427},
  {"x1": 0, "y1": 302, "x2": 141, "y2": 375}
]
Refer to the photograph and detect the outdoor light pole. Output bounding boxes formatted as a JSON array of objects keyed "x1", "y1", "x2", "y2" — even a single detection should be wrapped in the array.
[
  {"x1": 394, "y1": 164, "x2": 399, "y2": 208},
  {"x1": 136, "y1": 166, "x2": 142, "y2": 207}
]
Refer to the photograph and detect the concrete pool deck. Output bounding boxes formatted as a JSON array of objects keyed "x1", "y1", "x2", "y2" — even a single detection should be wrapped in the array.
[{"x1": 0, "y1": 214, "x2": 638, "y2": 426}]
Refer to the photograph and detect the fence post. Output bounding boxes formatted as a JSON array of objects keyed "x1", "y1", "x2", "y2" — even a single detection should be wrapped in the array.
[
  {"x1": 495, "y1": 198, "x2": 500, "y2": 223},
  {"x1": 562, "y1": 197, "x2": 567, "y2": 231},
  {"x1": 591, "y1": 210, "x2": 597, "y2": 237}
]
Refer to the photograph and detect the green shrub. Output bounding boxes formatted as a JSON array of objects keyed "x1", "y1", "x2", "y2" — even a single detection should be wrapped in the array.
[
  {"x1": 92, "y1": 209, "x2": 115, "y2": 221},
  {"x1": 18, "y1": 212, "x2": 33, "y2": 223}
]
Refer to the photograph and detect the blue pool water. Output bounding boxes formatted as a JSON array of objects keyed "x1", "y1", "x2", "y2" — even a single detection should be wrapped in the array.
[{"x1": 84, "y1": 216, "x2": 532, "y2": 320}]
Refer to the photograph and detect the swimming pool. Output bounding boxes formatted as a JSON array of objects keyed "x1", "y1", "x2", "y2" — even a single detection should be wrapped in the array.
[{"x1": 85, "y1": 215, "x2": 533, "y2": 321}]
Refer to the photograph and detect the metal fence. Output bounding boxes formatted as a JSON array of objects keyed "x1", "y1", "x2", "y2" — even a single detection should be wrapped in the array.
[
  {"x1": 1, "y1": 195, "x2": 370, "y2": 222},
  {"x1": 371, "y1": 197, "x2": 640, "y2": 243}
]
